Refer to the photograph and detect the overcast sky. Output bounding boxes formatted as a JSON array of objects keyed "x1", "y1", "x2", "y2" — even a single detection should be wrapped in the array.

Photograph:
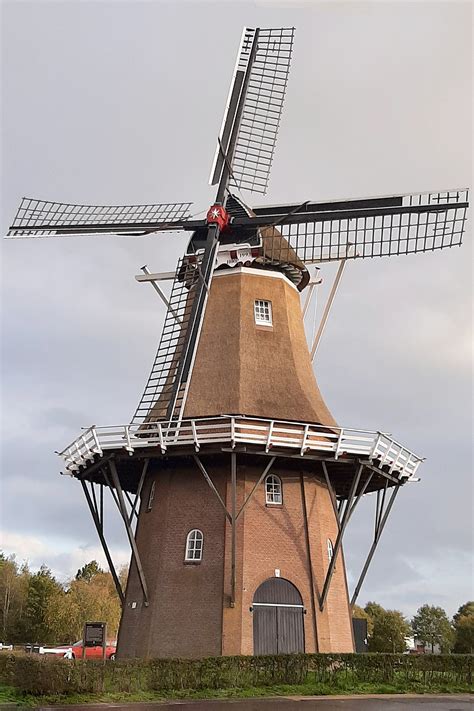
[{"x1": 1, "y1": 1, "x2": 472, "y2": 620}]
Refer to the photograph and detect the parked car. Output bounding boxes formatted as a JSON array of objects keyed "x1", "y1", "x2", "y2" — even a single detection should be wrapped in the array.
[{"x1": 39, "y1": 639, "x2": 117, "y2": 660}]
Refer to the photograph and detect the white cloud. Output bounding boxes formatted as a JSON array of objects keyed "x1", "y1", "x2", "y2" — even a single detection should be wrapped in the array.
[{"x1": 0, "y1": 530, "x2": 129, "y2": 585}]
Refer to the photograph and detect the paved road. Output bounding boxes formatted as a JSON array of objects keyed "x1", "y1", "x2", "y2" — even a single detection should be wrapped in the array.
[{"x1": 37, "y1": 695, "x2": 473, "y2": 710}]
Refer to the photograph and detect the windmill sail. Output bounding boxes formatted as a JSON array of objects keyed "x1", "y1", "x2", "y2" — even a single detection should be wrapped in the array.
[
  {"x1": 7, "y1": 198, "x2": 192, "y2": 237},
  {"x1": 248, "y1": 190, "x2": 469, "y2": 263},
  {"x1": 209, "y1": 27, "x2": 295, "y2": 195}
]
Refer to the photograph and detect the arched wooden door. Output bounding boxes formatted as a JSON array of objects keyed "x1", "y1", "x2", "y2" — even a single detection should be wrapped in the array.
[{"x1": 252, "y1": 578, "x2": 305, "y2": 655}]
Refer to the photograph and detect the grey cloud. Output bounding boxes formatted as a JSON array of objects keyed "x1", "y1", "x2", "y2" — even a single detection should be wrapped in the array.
[{"x1": 1, "y1": 1, "x2": 471, "y2": 618}]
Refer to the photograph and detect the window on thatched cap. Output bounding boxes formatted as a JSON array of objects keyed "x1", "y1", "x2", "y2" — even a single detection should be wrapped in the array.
[{"x1": 254, "y1": 299, "x2": 272, "y2": 326}]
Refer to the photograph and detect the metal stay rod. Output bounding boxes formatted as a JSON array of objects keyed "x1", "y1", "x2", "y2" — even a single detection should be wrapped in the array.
[
  {"x1": 319, "y1": 464, "x2": 363, "y2": 611},
  {"x1": 80, "y1": 480, "x2": 124, "y2": 605},
  {"x1": 311, "y1": 258, "x2": 348, "y2": 361},
  {"x1": 139, "y1": 266, "x2": 182, "y2": 325},
  {"x1": 108, "y1": 460, "x2": 149, "y2": 606},
  {"x1": 351, "y1": 484, "x2": 401, "y2": 606}
]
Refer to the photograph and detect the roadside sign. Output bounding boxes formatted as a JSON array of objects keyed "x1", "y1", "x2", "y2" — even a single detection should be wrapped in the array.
[{"x1": 82, "y1": 622, "x2": 107, "y2": 660}]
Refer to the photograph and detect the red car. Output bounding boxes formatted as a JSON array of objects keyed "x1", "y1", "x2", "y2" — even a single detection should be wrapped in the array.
[{"x1": 40, "y1": 639, "x2": 117, "y2": 660}]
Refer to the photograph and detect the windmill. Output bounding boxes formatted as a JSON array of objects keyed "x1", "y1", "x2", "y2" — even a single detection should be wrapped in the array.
[{"x1": 7, "y1": 26, "x2": 469, "y2": 657}]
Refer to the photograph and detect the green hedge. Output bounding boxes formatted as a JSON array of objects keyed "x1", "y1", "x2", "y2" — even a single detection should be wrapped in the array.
[{"x1": 0, "y1": 652, "x2": 471, "y2": 696}]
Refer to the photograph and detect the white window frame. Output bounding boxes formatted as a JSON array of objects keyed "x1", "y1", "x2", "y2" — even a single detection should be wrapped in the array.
[
  {"x1": 185, "y1": 529, "x2": 204, "y2": 562},
  {"x1": 254, "y1": 299, "x2": 273, "y2": 326},
  {"x1": 327, "y1": 538, "x2": 334, "y2": 564},
  {"x1": 265, "y1": 474, "x2": 282, "y2": 505}
]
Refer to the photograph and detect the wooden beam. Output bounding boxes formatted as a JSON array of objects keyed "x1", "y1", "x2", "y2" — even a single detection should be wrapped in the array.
[
  {"x1": 109, "y1": 460, "x2": 149, "y2": 606},
  {"x1": 319, "y1": 464, "x2": 363, "y2": 611},
  {"x1": 193, "y1": 455, "x2": 232, "y2": 522},
  {"x1": 230, "y1": 453, "x2": 237, "y2": 607},
  {"x1": 80, "y1": 480, "x2": 124, "y2": 605}
]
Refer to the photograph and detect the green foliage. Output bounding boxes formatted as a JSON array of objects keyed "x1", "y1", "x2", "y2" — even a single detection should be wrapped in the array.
[
  {"x1": 453, "y1": 602, "x2": 474, "y2": 654},
  {"x1": 367, "y1": 609, "x2": 410, "y2": 653},
  {"x1": 0, "y1": 557, "x2": 123, "y2": 645},
  {"x1": 46, "y1": 572, "x2": 121, "y2": 643},
  {"x1": 0, "y1": 652, "x2": 471, "y2": 697},
  {"x1": 412, "y1": 604, "x2": 455, "y2": 653},
  {"x1": 0, "y1": 554, "x2": 30, "y2": 643},
  {"x1": 75, "y1": 561, "x2": 103, "y2": 582},
  {"x1": 364, "y1": 601, "x2": 385, "y2": 621},
  {"x1": 454, "y1": 601, "x2": 474, "y2": 622},
  {"x1": 18, "y1": 567, "x2": 63, "y2": 645}
]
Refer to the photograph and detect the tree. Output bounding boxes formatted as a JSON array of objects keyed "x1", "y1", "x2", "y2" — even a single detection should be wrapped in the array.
[
  {"x1": 412, "y1": 604, "x2": 454, "y2": 653},
  {"x1": 365, "y1": 601, "x2": 385, "y2": 622},
  {"x1": 75, "y1": 560, "x2": 103, "y2": 582},
  {"x1": 0, "y1": 554, "x2": 30, "y2": 642},
  {"x1": 352, "y1": 604, "x2": 374, "y2": 636},
  {"x1": 368, "y1": 609, "x2": 410, "y2": 653},
  {"x1": 19, "y1": 566, "x2": 62, "y2": 644},
  {"x1": 46, "y1": 567, "x2": 122, "y2": 643},
  {"x1": 453, "y1": 601, "x2": 474, "y2": 654},
  {"x1": 453, "y1": 601, "x2": 474, "y2": 625}
]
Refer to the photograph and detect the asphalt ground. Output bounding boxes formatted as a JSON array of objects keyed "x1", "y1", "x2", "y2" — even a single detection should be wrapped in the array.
[{"x1": 36, "y1": 694, "x2": 473, "y2": 710}]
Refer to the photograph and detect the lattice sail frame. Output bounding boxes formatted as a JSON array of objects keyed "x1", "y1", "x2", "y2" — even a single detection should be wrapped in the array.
[
  {"x1": 257, "y1": 190, "x2": 468, "y2": 264},
  {"x1": 210, "y1": 26, "x2": 295, "y2": 195},
  {"x1": 7, "y1": 198, "x2": 193, "y2": 237},
  {"x1": 132, "y1": 256, "x2": 203, "y2": 425}
]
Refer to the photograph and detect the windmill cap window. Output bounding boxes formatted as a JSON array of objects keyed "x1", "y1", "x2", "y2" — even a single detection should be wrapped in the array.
[{"x1": 255, "y1": 300, "x2": 273, "y2": 326}]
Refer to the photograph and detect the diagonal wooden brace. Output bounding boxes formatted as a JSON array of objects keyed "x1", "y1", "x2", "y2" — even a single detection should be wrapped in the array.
[{"x1": 109, "y1": 459, "x2": 149, "y2": 606}]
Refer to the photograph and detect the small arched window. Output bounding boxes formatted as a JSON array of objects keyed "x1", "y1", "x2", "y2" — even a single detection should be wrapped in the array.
[
  {"x1": 265, "y1": 474, "x2": 282, "y2": 505},
  {"x1": 327, "y1": 538, "x2": 334, "y2": 564},
  {"x1": 185, "y1": 529, "x2": 204, "y2": 562}
]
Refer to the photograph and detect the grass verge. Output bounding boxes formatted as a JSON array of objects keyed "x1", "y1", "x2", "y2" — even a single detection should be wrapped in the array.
[{"x1": 1, "y1": 679, "x2": 472, "y2": 707}]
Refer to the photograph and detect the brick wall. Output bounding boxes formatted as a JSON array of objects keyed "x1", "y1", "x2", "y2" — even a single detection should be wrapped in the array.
[{"x1": 118, "y1": 456, "x2": 354, "y2": 658}]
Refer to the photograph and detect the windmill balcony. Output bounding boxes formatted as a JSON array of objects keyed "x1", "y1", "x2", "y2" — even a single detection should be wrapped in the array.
[{"x1": 59, "y1": 415, "x2": 423, "y2": 490}]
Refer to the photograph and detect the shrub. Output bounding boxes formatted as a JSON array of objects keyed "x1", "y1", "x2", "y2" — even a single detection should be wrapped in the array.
[{"x1": 4, "y1": 651, "x2": 472, "y2": 696}]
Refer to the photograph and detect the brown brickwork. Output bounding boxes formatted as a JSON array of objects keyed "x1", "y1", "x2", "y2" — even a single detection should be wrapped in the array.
[{"x1": 118, "y1": 457, "x2": 353, "y2": 658}]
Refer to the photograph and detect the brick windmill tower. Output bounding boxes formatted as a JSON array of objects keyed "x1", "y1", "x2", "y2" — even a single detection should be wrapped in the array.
[{"x1": 7, "y1": 27, "x2": 468, "y2": 658}]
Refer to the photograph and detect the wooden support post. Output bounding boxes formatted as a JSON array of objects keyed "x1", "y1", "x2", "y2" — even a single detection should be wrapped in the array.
[
  {"x1": 346, "y1": 469, "x2": 374, "y2": 526},
  {"x1": 321, "y1": 461, "x2": 340, "y2": 527},
  {"x1": 351, "y1": 485, "x2": 400, "y2": 606},
  {"x1": 128, "y1": 459, "x2": 149, "y2": 526},
  {"x1": 319, "y1": 464, "x2": 363, "y2": 611},
  {"x1": 300, "y1": 473, "x2": 319, "y2": 649},
  {"x1": 80, "y1": 480, "x2": 124, "y2": 605},
  {"x1": 109, "y1": 460, "x2": 149, "y2": 606},
  {"x1": 193, "y1": 455, "x2": 231, "y2": 522},
  {"x1": 235, "y1": 457, "x2": 276, "y2": 521}
]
